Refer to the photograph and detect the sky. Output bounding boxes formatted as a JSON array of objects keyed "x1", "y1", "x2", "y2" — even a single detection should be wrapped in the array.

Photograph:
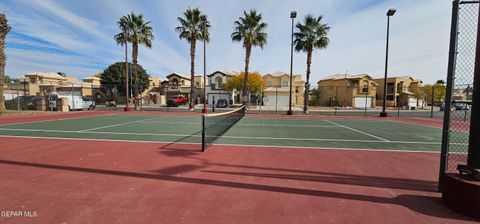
[{"x1": 1, "y1": 0, "x2": 451, "y2": 84}]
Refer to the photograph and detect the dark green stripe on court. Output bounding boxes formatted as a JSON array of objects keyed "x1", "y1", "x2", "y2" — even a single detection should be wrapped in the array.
[{"x1": 0, "y1": 114, "x2": 464, "y2": 152}]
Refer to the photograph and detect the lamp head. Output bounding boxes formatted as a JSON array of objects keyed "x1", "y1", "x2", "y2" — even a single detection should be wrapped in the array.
[
  {"x1": 387, "y1": 9, "x2": 396, "y2": 16},
  {"x1": 290, "y1": 11, "x2": 297, "y2": 19}
]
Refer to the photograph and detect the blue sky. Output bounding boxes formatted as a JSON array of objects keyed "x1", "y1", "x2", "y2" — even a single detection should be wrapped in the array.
[{"x1": 2, "y1": 0, "x2": 451, "y2": 83}]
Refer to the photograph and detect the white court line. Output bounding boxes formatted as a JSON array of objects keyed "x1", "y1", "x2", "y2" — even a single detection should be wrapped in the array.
[
  {"x1": 323, "y1": 119, "x2": 390, "y2": 142},
  {"x1": 149, "y1": 120, "x2": 341, "y2": 128},
  {"x1": 79, "y1": 117, "x2": 160, "y2": 132},
  {"x1": 0, "y1": 135, "x2": 440, "y2": 154},
  {"x1": 0, "y1": 113, "x2": 124, "y2": 127},
  {"x1": 0, "y1": 127, "x2": 465, "y2": 145}
]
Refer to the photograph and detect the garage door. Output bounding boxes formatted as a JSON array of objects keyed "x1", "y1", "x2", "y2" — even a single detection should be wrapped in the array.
[
  {"x1": 265, "y1": 96, "x2": 289, "y2": 107},
  {"x1": 408, "y1": 97, "x2": 418, "y2": 107},
  {"x1": 354, "y1": 96, "x2": 372, "y2": 108}
]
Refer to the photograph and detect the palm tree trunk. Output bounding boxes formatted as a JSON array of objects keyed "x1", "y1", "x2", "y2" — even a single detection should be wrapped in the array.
[
  {"x1": 132, "y1": 40, "x2": 139, "y2": 98},
  {"x1": 0, "y1": 15, "x2": 8, "y2": 111},
  {"x1": 243, "y1": 45, "x2": 251, "y2": 106},
  {"x1": 303, "y1": 49, "x2": 312, "y2": 114},
  {"x1": 189, "y1": 37, "x2": 196, "y2": 110},
  {"x1": 131, "y1": 40, "x2": 140, "y2": 110}
]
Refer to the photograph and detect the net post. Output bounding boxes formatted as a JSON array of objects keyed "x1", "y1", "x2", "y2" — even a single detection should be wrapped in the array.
[{"x1": 201, "y1": 114, "x2": 206, "y2": 152}]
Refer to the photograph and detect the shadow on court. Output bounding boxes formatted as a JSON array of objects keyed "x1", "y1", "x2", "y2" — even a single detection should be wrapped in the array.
[
  {"x1": 159, "y1": 130, "x2": 202, "y2": 151},
  {"x1": 0, "y1": 159, "x2": 473, "y2": 222}
]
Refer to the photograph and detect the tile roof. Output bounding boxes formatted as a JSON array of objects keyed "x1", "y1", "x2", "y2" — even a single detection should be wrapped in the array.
[{"x1": 320, "y1": 74, "x2": 371, "y2": 81}]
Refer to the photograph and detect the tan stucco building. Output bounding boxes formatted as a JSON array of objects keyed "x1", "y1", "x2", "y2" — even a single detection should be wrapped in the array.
[
  {"x1": 374, "y1": 76, "x2": 422, "y2": 107},
  {"x1": 23, "y1": 72, "x2": 76, "y2": 96},
  {"x1": 163, "y1": 73, "x2": 205, "y2": 102},
  {"x1": 262, "y1": 72, "x2": 305, "y2": 107},
  {"x1": 317, "y1": 74, "x2": 377, "y2": 108}
]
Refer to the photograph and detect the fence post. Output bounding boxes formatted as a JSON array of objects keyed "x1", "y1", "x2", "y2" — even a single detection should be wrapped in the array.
[
  {"x1": 397, "y1": 96, "x2": 401, "y2": 117},
  {"x1": 439, "y1": 0, "x2": 459, "y2": 192},
  {"x1": 71, "y1": 83, "x2": 75, "y2": 111},
  {"x1": 201, "y1": 115, "x2": 206, "y2": 152},
  {"x1": 16, "y1": 81, "x2": 20, "y2": 111},
  {"x1": 364, "y1": 89, "x2": 368, "y2": 116},
  {"x1": 431, "y1": 86, "x2": 435, "y2": 118},
  {"x1": 275, "y1": 87, "x2": 278, "y2": 114},
  {"x1": 212, "y1": 95, "x2": 215, "y2": 112}
]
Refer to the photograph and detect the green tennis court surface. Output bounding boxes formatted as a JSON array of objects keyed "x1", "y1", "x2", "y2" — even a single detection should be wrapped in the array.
[{"x1": 0, "y1": 113, "x2": 456, "y2": 152}]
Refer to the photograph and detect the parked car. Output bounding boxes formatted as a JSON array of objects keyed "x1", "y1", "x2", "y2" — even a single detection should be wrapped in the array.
[
  {"x1": 172, "y1": 96, "x2": 188, "y2": 104},
  {"x1": 453, "y1": 101, "x2": 471, "y2": 110},
  {"x1": 216, "y1": 99, "x2": 228, "y2": 108}
]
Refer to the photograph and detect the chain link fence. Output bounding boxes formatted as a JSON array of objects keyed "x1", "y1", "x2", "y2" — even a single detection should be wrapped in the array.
[
  {"x1": 4, "y1": 77, "x2": 447, "y2": 118},
  {"x1": 247, "y1": 84, "x2": 445, "y2": 118},
  {"x1": 442, "y1": 1, "x2": 478, "y2": 173}
]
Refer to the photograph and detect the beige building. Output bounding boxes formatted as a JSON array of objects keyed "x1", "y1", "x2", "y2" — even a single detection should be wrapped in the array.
[
  {"x1": 23, "y1": 72, "x2": 76, "y2": 96},
  {"x1": 141, "y1": 76, "x2": 163, "y2": 96},
  {"x1": 262, "y1": 72, "x2": 305, "y2": 107},
  {"x1": 21, "y1": 72, "x2": 101, "y2": 97},
  {"x1": 79, "y1": 77, "x2": 101, "y2": 96},
  {"x1": 374, "y1": 76, "x2": 422, "y2": 107},
  {"x1": 317, "y1": 74, "x2": 377, "y2": 108},
  {"x1": 164, "y1": 73, "x2": 204, "y2": 102}
]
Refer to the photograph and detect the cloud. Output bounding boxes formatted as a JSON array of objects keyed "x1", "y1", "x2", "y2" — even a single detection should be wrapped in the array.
[{"x1": 3, "y1": 0, "x2": 453, "y2": 84}]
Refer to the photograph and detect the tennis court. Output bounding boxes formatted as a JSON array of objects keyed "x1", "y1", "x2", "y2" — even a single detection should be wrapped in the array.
[
  {"x1": 0, "y1": 111, "x2": 451, "y2": 151},
  {"x1": 0, "y1": 111, "x2": 476, "y2": 223}
]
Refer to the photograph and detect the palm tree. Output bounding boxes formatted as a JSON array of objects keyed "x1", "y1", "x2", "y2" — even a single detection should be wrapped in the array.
[
  {"x1": 0, "y1": 14, "x2": 11, "y2": 111},
  {"x1": 114, "y1": 12, "x2": 154, "y2": 103},
  {"x1": 294, "y1": 15, "x2": 330, "y2": 114},
  {"x1": 114, "y1": 15, "x2": 131, "y2": 110},
  {"x1": 176, "y1": 8, "x2": 210, "y2": 110},
  {"x1": 232, "y1": 10, "x2": 267, "y2": 105}
]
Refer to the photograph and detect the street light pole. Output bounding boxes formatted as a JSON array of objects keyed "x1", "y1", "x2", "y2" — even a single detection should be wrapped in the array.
[
  {"x1": 124, "y1": 40, "x2": 130, "y2": 111},
  {"x1": 201, "y1": 15, "x2": 208, "y2": 113},
  {"x1": 380, "y1": 9, "x2": 396, "y2": 117},
  {"x1": 124, "y1": 36, "x2": 130, "y2": 111},
  {"x1": 287, "y1": 11, "x2": 297, "y2": 115}
]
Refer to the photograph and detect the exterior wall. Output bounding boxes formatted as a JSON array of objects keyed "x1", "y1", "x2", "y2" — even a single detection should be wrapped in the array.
[
  {"x1": 165, "y1": 74, "x2": 193, "y2": 100},
  {"x1": 81, "y1": 78, "x2": 101, "y2": 86},
  {"x1": 374, "y1": 76, "x2": 419, "y2": 107},
  {"x1": 206, "y1": 72, "x2": 234, "y2": 105},
  {"x1": 194, "y1": 76, "x2": 205, "y2": 89},
  {"x1": 263, "y1": 73, "x2": 304, "y2": 106},
  {"x1": 66, "y1": 77, "x2": 77, "y2": 84},
  {"x1": 25, "y1": 74, "x2": 67, "y2": 96},
  {"x1": 317, "y1": 77, "x2": 377, "y2": 107},
  {"x1": 141, "y1": 76, "x2": 162, "y2": 96}
]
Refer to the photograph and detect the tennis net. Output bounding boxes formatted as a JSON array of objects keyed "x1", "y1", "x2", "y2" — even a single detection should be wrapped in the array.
[{"x1": 201, "y1": 105, "x2": 246, "y2": 151}]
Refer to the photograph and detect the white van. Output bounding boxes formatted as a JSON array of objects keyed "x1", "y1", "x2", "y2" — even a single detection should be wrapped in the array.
[{"x1": 49, "y1": 92, "x2": 95, "y2": 111}]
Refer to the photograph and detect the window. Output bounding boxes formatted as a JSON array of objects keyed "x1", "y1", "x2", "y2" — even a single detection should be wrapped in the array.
[
  {"x1": 30, "y1": 77, "x2": 36, "y2": 83},
  {"x1": 267, "y1": 81, "x2": 272, "y2": 87},
  {"x1": 362, "y1": 81, "x2": 369, "y2": 92},
  {"x1": 181, "y1": 80, "x2": 185, "y2": 86},
  {"x1": 171, "y1": 78, "x2": 179, "y2": 89},
  {"x1": 386, "y1": 95, "x2": 394, "y2": 101},
  {"x1": 387, "y1": 82, "x2": 395, "y2": 94},
  {"x1": 215, "y1": 77, "x2": 223, "y2": 89},
  {"x1": 282, "y1": 80, "x2": 288, "y2": 87}
]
